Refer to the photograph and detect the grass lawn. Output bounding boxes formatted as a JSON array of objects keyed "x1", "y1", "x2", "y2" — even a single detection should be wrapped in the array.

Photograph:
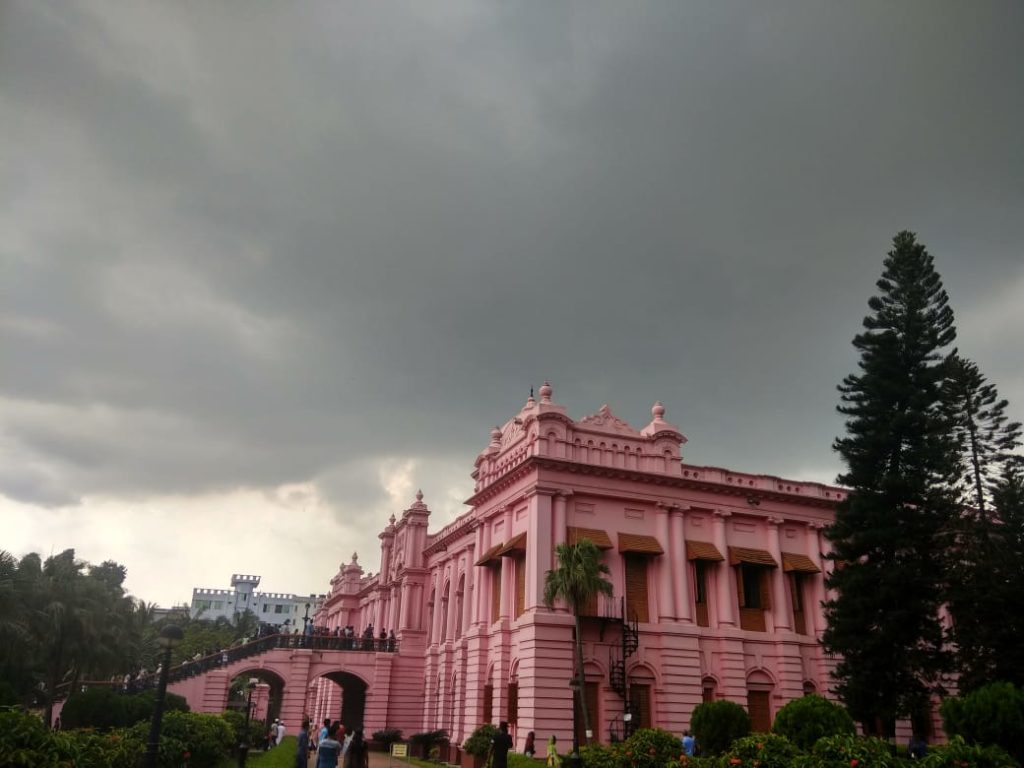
[{"x1": 217, "y1": 735, "x2": 298, "y2": 768}]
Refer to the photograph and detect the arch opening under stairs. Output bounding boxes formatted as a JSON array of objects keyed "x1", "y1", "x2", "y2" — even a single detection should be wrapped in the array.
[
  {"x1": 231, "y1": 669, "x2": 287, "y2": 725},
  {"x1": 318, "y1": 671, "x2": 369, "y2": 730}
]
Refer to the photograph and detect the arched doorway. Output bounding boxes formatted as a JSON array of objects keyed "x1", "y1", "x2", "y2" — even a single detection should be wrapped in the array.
[
  {"x1": 231, "y1": 669, "x2": 286, "y2": 726},
  {"x1": 319, "y1": 671, "x2": 369, "y2": 730}
]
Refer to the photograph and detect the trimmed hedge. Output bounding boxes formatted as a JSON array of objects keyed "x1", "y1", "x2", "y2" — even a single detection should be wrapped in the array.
[
  {"x1": 60, "y1": 687, "x2": 189, "y2": 730},
  {"x1": 690, "y1": 700, "x2": 750, "y2": 756},
  {"x1": 772, "y1": 695, "x2": 856, "y2": 751},
  {"x1": 941, "y1": 683, "x2": 1024, "y2": 763}
]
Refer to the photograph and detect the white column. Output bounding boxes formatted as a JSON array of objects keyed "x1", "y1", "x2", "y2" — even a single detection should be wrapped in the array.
[
  {"x1": 809, "y1": 522, "x2": 829, "y2": 636},
  {"x1": 671, "y1": 507, "x2": 692, "y2": 622},
  {"x1": 766, "y1": 517, "x2": 791, "y2": 631},
  {"x1": 527, "y1": 491, "x2": 555, "y2": 610},
  {"x1": 713, "y1": 510, "x2": 735, "y2": 627},
  {"x1": 656, "y1": 505, "x2": 674, "y2": 621}
]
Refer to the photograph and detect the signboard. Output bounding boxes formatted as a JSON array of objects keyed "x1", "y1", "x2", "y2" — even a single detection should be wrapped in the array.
[{"x1": 391, "y1": 744, "x2": 409, "y2": 758}]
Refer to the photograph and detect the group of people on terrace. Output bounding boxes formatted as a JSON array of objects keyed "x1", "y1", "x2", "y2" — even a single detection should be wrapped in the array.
[{"x1": 302, "y1": 623, "x2": 397, "y2": 652}]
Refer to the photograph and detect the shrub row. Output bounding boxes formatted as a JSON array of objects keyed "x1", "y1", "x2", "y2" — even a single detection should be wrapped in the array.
[{"x1": 0, "y1": 707, "x2": 236, "y2": 768}]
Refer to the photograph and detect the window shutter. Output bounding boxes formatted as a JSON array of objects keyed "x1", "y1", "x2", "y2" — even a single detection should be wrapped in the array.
[
  {"x1": 759, "y1": 569, "x2": 772, "y2": 611},
  {"x1": 515, "y1": 556, "x2": 526, "y2": 618},
  {"x1": 624, "y1": 554, "x2": 650, "y2": 623},
  {"x1": 483, "y1": 683, "x2": 494, "y2": 724},
  {"x1": 508, "y1": 682, "x2": 518, "y2": 724},
  {"x1": 490, "y1": 565, "x2": 501, "y2": 623},
  {"x1": 747, "y1": 690, "x2": 771, "y2": 732},
  {"x1": 735, "y1": 566, "x2": 746, "y2": 608}
]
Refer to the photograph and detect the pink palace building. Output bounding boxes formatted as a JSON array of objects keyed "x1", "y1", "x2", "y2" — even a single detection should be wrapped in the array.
[{"x1": 303, "y1": 383, "x2": 847, "y2": 746}]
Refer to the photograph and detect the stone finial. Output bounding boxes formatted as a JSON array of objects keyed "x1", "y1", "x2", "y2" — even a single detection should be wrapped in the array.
[
  {"x1": 416, "y1": 489, "x2": 423, "y2": 502},
  {"x1": 525, "y1": 387, "x2": 536, "y2": 408},
  {"x1": 351, "y1": 552, "x2": 359, "y2": 564},
  {"x1": 652, "y1": 401, "x2": 666, "y2": 420},
  {"x1": 389, "y1": 513, "x2": 397, "y2": 525},
  {"x1": 539, "y1": 380, "x2": 553, "y2": 403}
]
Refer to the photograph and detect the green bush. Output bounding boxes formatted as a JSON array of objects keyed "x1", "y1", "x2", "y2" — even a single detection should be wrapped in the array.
[
  {"x1": 582, "y1": 743, "x2": 623, "y2": 768},
  {"x1": 373, "y1": 727, "x2": 404, "y2": 749},
  {"x1": 809, "y1": 734, "x2": 898, "y2": 768},
  {"x1": 940, "y1": 683, "x2": 1024, "y2": 763},
  {"x1": 919, "y1": 735, "x2": 1018, "y2": 768},
  {"x1": 129, "y1": 710, "x2": 233, "y2": 768},
  {"x1": 221, "y1": 710, "x2": 266, "y2": 747},
  {"x1": 60, "y1": 687, "x2": 189, "y2": 730},
  {"x1": 772, "y1": 695, "x2": 856, "y2": 751},
  {"x1": 720, "y1": 733, "x2": 800, "y2": 768},
  {"x1": 0, "y1": 709, "x2": 142, "y2": 768},
  {"x1": 690, "y1": 700, "x2": 750, "y2": 756},
  {"x1": 463, "y1": 724, "x2": 499, "y2": 757},
  {"x1": 623, "y1": 728, "x2": 684, "y2": 768}
]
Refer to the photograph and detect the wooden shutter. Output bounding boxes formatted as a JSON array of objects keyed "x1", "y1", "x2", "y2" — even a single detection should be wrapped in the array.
[
  {"x1": 515, "y1": 555, "x2": 526, "y2": 618},
  {"x1": 573, "y1": 681, "x2": 600, "y2": 744},
  {"x1": 791, "y1": 574, "x2": 806, "y2": 635},
  {"x1": 629, "y1": 684, "x2": 652, "y2": 729},
  {"x1": 490, "y1": 565, "x2": 501, "y2": 623},
  {"x1": 758, "y1": 569, "x2": 772, "y2": 611},
  {"x1": 624, "y1": 554, "x2": 649, "y2": 623},
  {"x1": 747, "y1": 690, "x2": 771, "y2": 732},
  {"x1": 694, "y1": 562, "x2": 709, "y2": 627},
  {"x1": 483, "y1": 683, "x2": 494, "y2": 725},
  {"x1": 738, "y1": 566, "x2": 766, "y2": 632},
  {"x1": 702, "y1": 683, "x2": 715, "y2": 703},
  {"x1": 508, "y1": 682, "x2": 518, "y2": 724}
]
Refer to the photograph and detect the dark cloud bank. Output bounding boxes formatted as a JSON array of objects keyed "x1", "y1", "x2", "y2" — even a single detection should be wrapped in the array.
[{"x1": 2, "y1": 1, "x2": 1022, "y2": 517}]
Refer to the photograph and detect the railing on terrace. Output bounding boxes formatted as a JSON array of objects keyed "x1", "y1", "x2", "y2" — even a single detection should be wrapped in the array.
[{"x1": 52, "y1": 632, "x2": 399, "y2": 701}]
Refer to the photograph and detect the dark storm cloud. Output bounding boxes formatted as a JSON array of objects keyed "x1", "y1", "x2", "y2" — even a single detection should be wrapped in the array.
[{"x1": 2, "y1": 0, "x2": 1023, "y2": 513}]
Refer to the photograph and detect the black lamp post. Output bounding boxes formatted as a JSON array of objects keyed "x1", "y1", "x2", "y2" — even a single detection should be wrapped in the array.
[
  {"x1": 144, "y1": 624, "x2": 184, "y2": 768},
  {"x1": 237, "y1": 678, "x2": 257, "y2": 768},
  {"x1": 303, "y1": 602, "x2": 310, "y2": 631}
]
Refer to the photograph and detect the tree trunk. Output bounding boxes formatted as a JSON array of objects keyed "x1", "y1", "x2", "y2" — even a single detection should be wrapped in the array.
[{"x1": 574, "y1": 614, "x2": 592, "y2": 746}]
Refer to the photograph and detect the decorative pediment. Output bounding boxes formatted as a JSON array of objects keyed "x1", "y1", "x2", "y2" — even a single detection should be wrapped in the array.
[
  {"x1": 499, "y1": 417, "x2": 526, "y2": 448},
  {"x1": 577, "y1": 404, "x2": 640, "y2": 436}
]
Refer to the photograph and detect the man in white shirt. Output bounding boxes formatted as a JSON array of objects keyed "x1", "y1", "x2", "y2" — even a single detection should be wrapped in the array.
[{"x1": 277, "y1": 719, "x2": 287, "y2": 745}]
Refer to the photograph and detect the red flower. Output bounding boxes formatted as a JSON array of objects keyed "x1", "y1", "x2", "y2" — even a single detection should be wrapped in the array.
[
  {"x1": 849, "y1": 760, "x2": 859, "y2": 767},
  {"x1": 757, "y1": 744, "x2": 764, "y2": 750},
  {"x1": 729, "y1": 758, "x2": 742, "y2": 765},
  {"x1": 184, "y1": 752, "x2": 191, "y2": 760},
  {"x1": 649, "y1": 748, "x2": 657, "y2": 756}
]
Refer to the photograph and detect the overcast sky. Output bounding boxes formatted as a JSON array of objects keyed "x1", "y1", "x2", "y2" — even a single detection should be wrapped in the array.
[{"x1": 3, "y1": 1, "x2": 1022, "y2": 609}]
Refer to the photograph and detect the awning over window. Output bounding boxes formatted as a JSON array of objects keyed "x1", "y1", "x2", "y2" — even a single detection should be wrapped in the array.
[
  {"x1": 782, "y1": 552, "x2": 820, "y2": 573},
  {"x1": 567, "y1": 526, "x2": 614, "y2": 550},
  {"x1": 475, "y1": 542, "x2": 505, "y2": 567},
  {"x1": 497, "y1": 532, "x2": 527, "y2": 557},
  {"x1": 686, "y1": 540, "x2": 725, "y2": 562},
  {"x1": 728, "y1": 547, "x2": 778, "y2": 568},
  {"x1": 618, "y1": 533, "x2": 665, "y2": 555}
]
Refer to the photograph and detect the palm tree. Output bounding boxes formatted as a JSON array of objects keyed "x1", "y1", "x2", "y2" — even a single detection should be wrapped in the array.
[{"x1": 543, "y1": 539, "x2": 613, "y2": 748}]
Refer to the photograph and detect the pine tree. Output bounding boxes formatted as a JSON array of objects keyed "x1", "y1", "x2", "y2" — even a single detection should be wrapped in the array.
[
  {"x1": 940, "y1": 358, "x2": 1023, "y2": 689},
  {"x1": 824, "y1": 231, "x2": 960, "y2": 736},
  {"x1": 942, "y1": 356, "x2": 1022, "y2": 517}
]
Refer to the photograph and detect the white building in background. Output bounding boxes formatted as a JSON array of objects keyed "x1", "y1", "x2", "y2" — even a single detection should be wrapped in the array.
[{"x1": 190, "y1": 574, "x2": 325, "y2": 629}]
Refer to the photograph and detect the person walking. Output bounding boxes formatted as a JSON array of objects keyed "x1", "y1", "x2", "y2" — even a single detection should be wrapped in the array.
[
  {"x1": 297, "y1": 718, "x2": 311, "y2": 768},
  {"x1": 682, "y1": 731, "x2": 695, "y2": 757},
  {"x1": 488, "y1": 721, "x2": 513, "y2": 768},
  {"x1": 343, "y1": 729, "x2": 369, "y2": 768},
  {"x1": 546, "y1": 735, "x2": 560, "y2": 768},
  {"x1": 317, "y1": 723, "x2": 343, "y2": 768},
  {"x1": 524, "y1": 732, "x2": 536, "y2": 758}
]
